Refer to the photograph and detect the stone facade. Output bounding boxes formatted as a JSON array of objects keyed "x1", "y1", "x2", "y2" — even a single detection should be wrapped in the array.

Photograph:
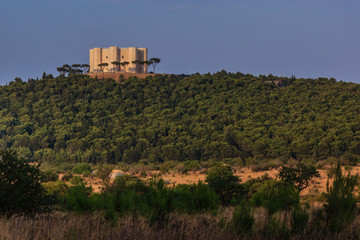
[{"x1": 89, "y1": 46, "x2": 148, "y2": 73}]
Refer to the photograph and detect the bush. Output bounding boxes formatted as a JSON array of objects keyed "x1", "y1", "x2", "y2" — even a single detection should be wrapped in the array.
[
  {"x1": 72, "y1": 163, "x2": 92, "y2": 175},
  {"x1": 62, "y1": 184, "x2": 93, "y2": 212},
  {"x1": 41, "y1": 170, "x2": 59, "y2": 182},
  {"x1": 173, "y1": 182, "x2": 219, "y2": 213},
  {"x1": 0, "y1": 149, "x2": 52, "y2": 215},
  {"x1": 205, "y1": 165, "x2": 244, "y2": 205},
  {"x1": 70, "y1": 176, "x2": 84, "y2": 185},
  {"x1": 230, "y1": 199, "x2": 254, "y2": 234},
  {"x1": 252, "y1": 180, "x2": 300, "y2": 216},
  {"x1": 323, "y1": 162, "x2": 358, "y2": 232},
  {"x1": 61, "y1": 172, "x2": 73, "y2": 181},
  {"x1": 97, "y1": 164, "x2": 114, "y2": 187},
  {"x1": 43, "y1": 180, "x2": 69, "y2": 201}
]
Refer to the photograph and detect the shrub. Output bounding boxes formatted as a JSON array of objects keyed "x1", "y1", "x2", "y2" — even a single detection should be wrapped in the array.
[
  {"x1": 41, "y1": 170, "x2": 59, "y2": 182},
  {"x1": 61, "y1": 172, "x2": 73, "y2": 181},
  {"x1": 97, "y1": 164, "x2": 114, "y2": 187},
  {"x1": 323, "y1": 162, "x2": 358, "y2": 232},
  {"x1": 43, "y1": 180, "x2": 69, "y2": 201},
  {"x1": 72, "y1": 163, "x2": 92, "y2": 175},
  {"x1": 62, "y1": 184, "x2": 93, "y2": 212},
  {"x1": 252, "y1": 180, "x2": 300, "y2": 216},
  {"x1": 70, "y1": 176, "x2": 84, "y2": 185},
  {"x1": 205, "y1": 165, "x2": 244, "y2": 205},
  {"x1": 140, "y1": 170, "x2": 147, "y2": 178},
  {"x1": 173, "y1": 182, "x2": 218, "y2": 213},
  {"x1": 230, "y1": 199, "x2": 254, "y2": 234}
]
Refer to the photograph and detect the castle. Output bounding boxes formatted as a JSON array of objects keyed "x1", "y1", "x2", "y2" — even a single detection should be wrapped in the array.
[{"x1": 89, "y1": 46, "x2": 148, "y2": 73}]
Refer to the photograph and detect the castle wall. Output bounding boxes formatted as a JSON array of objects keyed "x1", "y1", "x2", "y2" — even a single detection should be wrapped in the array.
[{"x1": 89, "y1": 46, "x2": 148, "y2": 73}]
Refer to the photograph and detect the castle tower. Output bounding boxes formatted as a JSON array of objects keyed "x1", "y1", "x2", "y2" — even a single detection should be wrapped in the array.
[{"x1": 89, "y1": 46, "x2": 148, "y2": 73}]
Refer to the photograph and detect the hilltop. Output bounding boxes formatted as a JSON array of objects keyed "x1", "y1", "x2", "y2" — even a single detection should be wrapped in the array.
[{"x1": 1, "y1": 72, "x2": 360, "y2": 166}]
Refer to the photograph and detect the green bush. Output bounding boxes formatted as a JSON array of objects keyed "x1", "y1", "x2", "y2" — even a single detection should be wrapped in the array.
[
  {"x1": 61, "y1": 172, "x2": 73, "y2": 181},
  {"x1": 70, "y1": 176, "x2": 84, "y2": 185},
  {"x1": 323, "y1": 162, "x2": 358, "y2": 232},
  {"x1": 41, "y1": 170, "x2": 59, "y2": 182},
  {"x1": 205, "y1": 165, "x2": 244, "y2": 205},
  {"x1": 72, "y1": 163, "x2": 92, "y2": 175},
  {"x1": 230, "y1": 199, "x2": 254, "y2": 234},
  {"x1": 173, "y1": 182, "x2": 218, "y2": 213},
  {"x1": 252, "y1": 180, "x2": 300, "y2": 216},
  {"x1": 43, "y1": 180, "x2": 69, "y2": 201},
  {"x1": 62, "y1": 184, "x2": 93, "y2": 212}
]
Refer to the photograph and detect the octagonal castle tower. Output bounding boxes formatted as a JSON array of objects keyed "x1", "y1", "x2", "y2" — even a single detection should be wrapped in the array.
[{"x1": 89, "y1": 46, "x2": 148, "y2": 73}]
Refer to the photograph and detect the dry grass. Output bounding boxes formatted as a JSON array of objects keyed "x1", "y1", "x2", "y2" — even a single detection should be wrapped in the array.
[
  {"x1": 0, "y1": 212, "x2": 237, "y2": 240},
  {"x1": 81, "y1": 165, "x2": 360, "y2": 198},
  {"x1": 1, "y1": 210, "x2": 360, "y2": 240}
]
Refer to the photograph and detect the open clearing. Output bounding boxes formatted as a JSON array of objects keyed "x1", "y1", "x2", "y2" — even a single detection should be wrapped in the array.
[{"x1": 65, "y1": 165, "x2": 360, "y2": 200}]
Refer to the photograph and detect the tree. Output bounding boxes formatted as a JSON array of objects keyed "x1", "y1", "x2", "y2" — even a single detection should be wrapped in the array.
[
  {"x1": 57, "y1": 67, "x2": 65, "y2": 76},
  {"x1": 71, "y1": 64, "x2": 82, "y2": 75},
  {"x1": 98, "y1": 63, "x2": 108, "y2": 72},
  {"x1": 278, "y1": 163, "x2": 319, "y2": 192},
  {"x1": 81, "y1": 64, "x2": 90, "y2": 73},
  {"x1": 141, "y1": 60, "x2": 152, "y2": 73},
  {"x1": 0, "y1": 149, "x2": 51, "y2": 215},
  {"x1": 205, "y1": 165, "x2": 243, "y2": 205},
  {"x1": 131, "y1": 60, "x2": 143, "y2": 72},
  {"x1": 71, "y1": 64, "x2": 81, "y2": 69},
  {"x1": 62, "y1": 64, "x2": 71, "y2": 75},
  {"x1": 120, "y1": 61, "x2": 129, "y2": 72},
  {"x1": 111, "y1": 61, "x2": 121, "y2": 72},
  {"x1": 150, "y1": 58, "x2": 160, "y2": 73}
]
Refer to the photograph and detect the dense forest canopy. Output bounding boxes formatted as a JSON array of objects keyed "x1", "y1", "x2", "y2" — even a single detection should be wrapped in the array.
[{"x1": 1, "y1": 72, "x2": 360, "y2": 165}]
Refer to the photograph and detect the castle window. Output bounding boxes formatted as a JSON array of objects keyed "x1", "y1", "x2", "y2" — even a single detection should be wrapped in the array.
[
  {"x1": 122, "y1": 56, "x2": 124, "y2": 58},
  {"x1": 106, "y1": 56, "x2": 108, "y2": 59}
]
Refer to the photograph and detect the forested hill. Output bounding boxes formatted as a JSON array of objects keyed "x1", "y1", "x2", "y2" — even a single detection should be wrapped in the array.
[{"x1": 1, "y1": 72, "x2": 360, "y2": 165}]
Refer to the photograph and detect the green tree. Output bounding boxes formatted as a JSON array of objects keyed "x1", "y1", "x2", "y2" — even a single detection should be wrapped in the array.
[
  {"x1": 120, "y1": 61, "x2": 129, "y2": 72},
  {"x1": 0, "y1": 150, "x2": 51, "y2": 215},
  {"x1": 141, "y1": 60, "x2": 152, "y2": 73},
  {"x1": 150, "y1": 57, "x2": 160, "y2": 73},
  {"x1": 205, "y1": 165, "x2": 243, "y2": 205},
  {"x1": 81, "y1": 64, "x2": 90, "y2": 73},
  {"x1": 56, "y1": 67, "x2": 65, "y2": 76},
  {"x1": 111, "y1": 61, "x2": 121, "y2": 72},
  {"x1": 278, "y1": 163, "x2": 319, "y2": 192},
  {"x1": 98, "y1": 63, "x2": 108, "y2": 72},
  {"x1": 131, "y1": 60, "x2": 143, "y2": 72}
]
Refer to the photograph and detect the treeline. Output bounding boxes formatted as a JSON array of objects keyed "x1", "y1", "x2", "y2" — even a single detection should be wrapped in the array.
[{"x1": 1, "y1": 71, "x2": 360, "y2": 165}]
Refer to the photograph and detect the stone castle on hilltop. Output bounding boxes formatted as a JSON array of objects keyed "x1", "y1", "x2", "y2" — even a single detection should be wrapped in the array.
[{"x1": 89, "y1": 46, "x2": 148, "y2": 74}]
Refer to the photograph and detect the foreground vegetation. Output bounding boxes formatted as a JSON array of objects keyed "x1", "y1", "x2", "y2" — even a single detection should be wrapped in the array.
[
  {"x1": 1, "y1": 72, "x2": 360, "y2": 166},
  {"x1": 1, "y1": 150, "x2": 360, "y2": 239},
  {"x1": 3, "y1": 212, "x2": 360, "y2": 240}
]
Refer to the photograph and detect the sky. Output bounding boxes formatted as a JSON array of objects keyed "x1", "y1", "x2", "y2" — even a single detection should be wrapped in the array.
[{"x1": 0, "y1": 0, "x2": 359, "y2": 84}]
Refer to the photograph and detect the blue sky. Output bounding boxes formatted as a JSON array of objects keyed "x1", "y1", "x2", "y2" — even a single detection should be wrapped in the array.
[{"x1": 0, "y1": 0, "x2": 359, "y2": 84}]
